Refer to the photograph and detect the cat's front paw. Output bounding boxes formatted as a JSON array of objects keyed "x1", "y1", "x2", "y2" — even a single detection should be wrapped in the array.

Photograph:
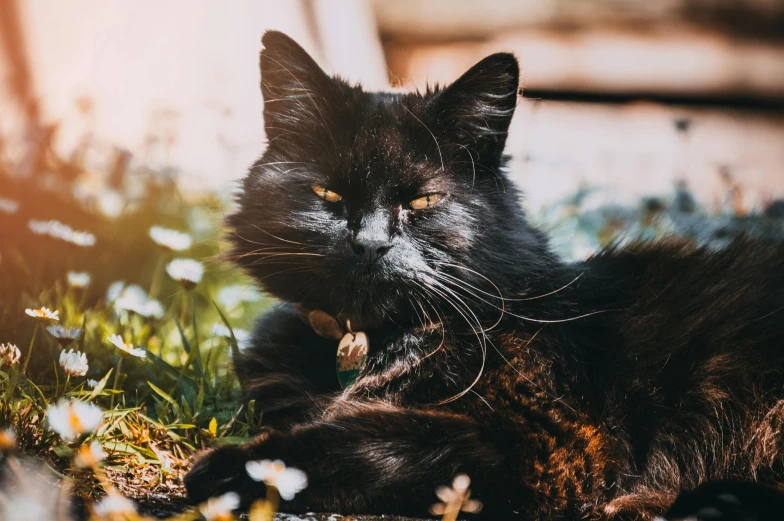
[
  {"x1": 184, "y1": 443, "x2": 263, "y2": 506},
  {"x1": 661, "y1": 480, "x2": 784, "y2": 521}
]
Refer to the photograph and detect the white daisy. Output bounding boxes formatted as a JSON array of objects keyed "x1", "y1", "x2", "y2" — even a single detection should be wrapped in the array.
[
  {"x1": 210, "y1": 324, "x2": 251, "y2": 350},
  {"x1": 245, "y1": 459, "x2": 308, "y2": 500},
  {"x1": 106, "y1": 281, "x2": 127, "y2": 302},
  {"x1": 199, "y1": 492, "x2": 240, "y2": 521},
  {"x1": 149, "y1": 226, "x2": 192, "y2": 251},
  {"x1": 0, "y1": 343, "x2": 21, "y2": 366},
  {"x1": 46, "y1": 399, "x2": 103, "y2": 441},
  {"x1": 66, "y1": 271, "x2": 91, "y2": 289},
  {"x1": 217, "y1": 284, "x2": 263, "y2": 309},
  {"x1": 0, "y1": 197, "x2": 19, "y2": 214},
  {"x1": 166, "y1": 258, "x2": 204, "y2": 289},
  {"x1": 27, "y1": 219, "x2": 95, "y2": 247},
  {"x1": 110, "y1": 284, "x2": 165, "y2": 319},
  {"x1": 430, "y1": 474, "x2": 482, "y2": 517},
  {"x1": 87, "y1": 379, "x2": 99, "y2": 388},
  {"x1": 66, "y1": 229, "x2": 96, "y2": 247},
  {"x1": 98, "y1": 189, "x2": 125, "y2": 218},
  {"x1": 46, "y1": 325, "x2": 83, "y2": 347},
  {"x1": 59, "y1": 349, "x2": 88, "y2": 377},
  {"x1": 92, "y1": 491, "x2": 137, "y2": 517},
  {"x1": 74, "y1": 441, "x2": 106, "y2": 468},
  {"x1": 25, "y1": 307, "x2": 59, "y2": 321},
  {"x1": 211, "y1": 323, "x2": 231, "y2": 337},
  {"x1": 107, "y1": 334, "x2": 146, "y2": 358},
  {"x1": 142, "y1": 299, "x2": 165, "y2": 320}
]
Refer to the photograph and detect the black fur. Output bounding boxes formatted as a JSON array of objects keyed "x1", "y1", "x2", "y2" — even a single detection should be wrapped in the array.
[{"x1": 185, "y1": 31, "x2": 784, "y2": 520}]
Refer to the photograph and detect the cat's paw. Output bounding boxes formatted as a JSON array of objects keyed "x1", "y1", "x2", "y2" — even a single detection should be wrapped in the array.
[
  {"x1": 660, "y1": 480, "x2": 784, "y2": 521},
  {"x1": 184, "y1": 444, "x2": 262, "y2": 506}
]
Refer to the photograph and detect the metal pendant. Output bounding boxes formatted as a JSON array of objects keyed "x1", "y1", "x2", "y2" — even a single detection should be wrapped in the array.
[{"x1": 336, "y1": 331, "x2": 368, "y2": 389}]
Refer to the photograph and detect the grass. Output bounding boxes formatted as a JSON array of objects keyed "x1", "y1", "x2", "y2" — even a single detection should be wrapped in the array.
[{"x1": 0, "y1": 153, "x2": 278, "y2": 519}]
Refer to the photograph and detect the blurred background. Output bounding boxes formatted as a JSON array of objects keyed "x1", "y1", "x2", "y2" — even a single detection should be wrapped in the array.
[{"x1": 2, "y1": 0, "x2": 784, "y2": 323}]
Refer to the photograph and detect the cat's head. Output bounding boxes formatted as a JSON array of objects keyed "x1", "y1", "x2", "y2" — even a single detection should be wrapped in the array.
[{"x1": 229, "y1": 31, "x2": 546, "y2": 329}]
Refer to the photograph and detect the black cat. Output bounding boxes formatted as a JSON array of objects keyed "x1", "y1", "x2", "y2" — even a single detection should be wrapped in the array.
[{"x1": 185, "y1": 31, "x2": 784, "y2": 520}]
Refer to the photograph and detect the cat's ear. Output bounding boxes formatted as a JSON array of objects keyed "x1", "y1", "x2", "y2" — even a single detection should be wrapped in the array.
[
  {"x1": 431, "y1": 53, "x2": 519, "y2": 162},
  {"x1": 259, "y1": 31, "x2": 336, "y2": 140}
]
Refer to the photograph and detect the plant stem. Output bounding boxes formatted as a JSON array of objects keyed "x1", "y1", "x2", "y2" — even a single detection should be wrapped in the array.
[
  {"x1": 110, "y1": 356, "x2": 123, "y2": 410},
  {"x1": 258, "y1": 486, "x2": 280, "y2": 521},
  {"x1": 148, "y1": 254, "x2": 167, "y2": 299},
  {"x1": 180, "y1": 291, "x2": 189, "y2": 325},
  {"x1": 62, "y1": 374, "x2": 71, "y2": 396},
  {"x1": 21, "y1": 322, "x2": 40, "y2": 375}
]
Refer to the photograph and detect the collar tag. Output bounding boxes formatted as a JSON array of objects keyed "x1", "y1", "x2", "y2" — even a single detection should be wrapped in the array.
[{"x1": 336, "y1": 331, "x2": 368, "y2": 389}]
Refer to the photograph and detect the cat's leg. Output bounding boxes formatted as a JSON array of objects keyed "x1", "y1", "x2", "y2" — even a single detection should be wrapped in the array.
[
  {"x1": 234, "y1": 304, "x2": 341, "y2": 428},
  {"x1": 184, "y1": 401, "x2": 518, "y2": 517}
]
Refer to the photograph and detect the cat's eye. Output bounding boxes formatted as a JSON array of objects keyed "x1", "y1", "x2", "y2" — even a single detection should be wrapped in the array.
[
  {"x1": 409, "y1": 193, "x2": 444, "y2": 210},
  {"x1": 312, "y1": 184, "x2": 342, "y2": 203}
]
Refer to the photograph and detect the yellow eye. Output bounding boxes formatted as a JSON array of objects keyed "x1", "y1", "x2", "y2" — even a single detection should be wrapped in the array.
[
  {"x1": 409, "y1": 193, "x2": 444, "y2": 210},
  {"x1": 312, "y1": 184, "x2": 342, "y2": 203}
]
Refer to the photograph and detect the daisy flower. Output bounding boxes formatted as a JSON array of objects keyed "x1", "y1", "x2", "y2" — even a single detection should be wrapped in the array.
[
  {"x1": 0, "y1": 429, "x2": 16, "y2": 453},
  {"x1": 430, "y1": 474, "x2": 482, "y2": 520},
  {"x1": 166, "y1": 258, "x2": 204, "y2": 290},
  {"x1": 199, "y1": 492, "x2": 240, "y2": 521},
  {"x1": 25, "y1": 307, "x2": 59, "y2": 321},
  {"x1": 87, "y1": 379, "x2": 99, "y2": 389},
  {"x1": 211, "y1": 323, "x2": 232, "y2": 338},
  {"x1": 211, "y1": 324, "x2": 251, "y2": 351},
  {"x1": 47, "y1": 325, "x2": 83, "y2": 347},
  {"x1": 245, "y1": 459, "x2": 308, "y2": 501},
  {"x1": 92, "y1": 490, "x2": 137, "y2": 518},
  {"x1": 46, "y1": 399, "x2": 103, "y2": 441},
  {"x1": 217, "y1": 284, "x2": 262, "y2": 309},
  {"x1": 27, "y1": 219, "x2": 95, "y2": 247},
  {"x1": 66, "y1": 230, "x2": 96, "y2": 247},
  {"x1": 149, "y1": 226, "x2": 192, "y2": 251},
  {"x1": 107, "y1": 334, "x2": 146, "y2": 358},
  {"x1": 0, "y1": 197, "x2": 19, "y2": 214},
  {"x1": 142, "y1": 299, "x2": 165, "y2": 319},
  {"x1": 66, "y1": 271, "x2": 91, "y2": 289},
  {"x1": 0, "y1": 343, "x2": 21, "y2": 366},
  {"x1": 110, "y1": 283, "x2": 164, "y2": 319},
  {"x1": 59, "y1": 349, "x2": 89, "y2": 377},
  {"x1": 74, "y1": 441, "x2": 106, "y2": 468}
]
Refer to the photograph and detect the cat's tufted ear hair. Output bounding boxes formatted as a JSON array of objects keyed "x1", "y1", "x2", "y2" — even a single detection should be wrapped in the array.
[
  {"x1": 259, "y1": 31, "x2": 337, "y2": 141},
  {"x1": 430, "y1": 53, "x2": 520, "y2": 163}
]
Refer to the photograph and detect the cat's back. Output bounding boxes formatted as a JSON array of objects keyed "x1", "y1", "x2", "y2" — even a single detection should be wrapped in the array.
[{"x1": 580, "y1": 236, "x2": 784, "y2": 412}]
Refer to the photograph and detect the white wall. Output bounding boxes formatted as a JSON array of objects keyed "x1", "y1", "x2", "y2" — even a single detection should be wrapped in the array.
[{"x1": 1, "y1": 0, "x2": 387, "y2": 190}]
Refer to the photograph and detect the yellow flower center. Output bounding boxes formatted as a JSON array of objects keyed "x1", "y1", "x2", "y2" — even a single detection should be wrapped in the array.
[{"x1": 69, "y1": 408, "x2": 85, "y2": 433}]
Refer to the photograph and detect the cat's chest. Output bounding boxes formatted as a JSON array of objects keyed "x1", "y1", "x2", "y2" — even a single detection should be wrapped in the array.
[{"x1": 352, "y1": 327, "x2": 540, "y2": 407}]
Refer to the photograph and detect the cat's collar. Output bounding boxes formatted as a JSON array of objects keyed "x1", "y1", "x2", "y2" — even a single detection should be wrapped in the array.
[
  {"x1": 295, "y1": 305, "x2": 369, "y2": 389},
  {"x1": 295, "y1": 305, "x2": 350, "y2": 340}
]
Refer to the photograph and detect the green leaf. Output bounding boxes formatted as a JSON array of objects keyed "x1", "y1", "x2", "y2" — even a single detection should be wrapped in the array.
[
  {"x1": 87, "y1": 369, "x2": 113, "y2": 402},
  {"x1": 144, "y1": 350, "x2": 198, "y2": 391},
  {"x1": 212, "y1": 300, "x2": 240, "y2": 359},
  {"x1": 147, "y1": 381, "x2": 177, "y2": 407},
  {"x1": 173, "y1": 317, "x2": 204, "y2": 379}
]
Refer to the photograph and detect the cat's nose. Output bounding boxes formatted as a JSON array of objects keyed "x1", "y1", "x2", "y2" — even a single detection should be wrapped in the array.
[{"x1": 350, "y1": 237, "x2": 391, "y2": 264}]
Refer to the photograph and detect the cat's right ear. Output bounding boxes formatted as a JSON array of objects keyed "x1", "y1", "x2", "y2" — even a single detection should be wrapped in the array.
[{"x1": 259, "y1": 31, "x2": 336, "y2": 140}]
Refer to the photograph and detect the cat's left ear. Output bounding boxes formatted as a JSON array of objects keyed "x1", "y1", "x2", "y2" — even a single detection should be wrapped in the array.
[
  {"x1": 259, "y1": 31, "x2": 338, "y2": 142},
  {"x1": 430, "y1": 53, "x2": 520, "y2": 162}
]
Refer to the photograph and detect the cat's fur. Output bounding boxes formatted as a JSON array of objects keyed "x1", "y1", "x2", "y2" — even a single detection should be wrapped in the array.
[{"x1": 185, "y1": 31, "x2": 784, "y2": 520}]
